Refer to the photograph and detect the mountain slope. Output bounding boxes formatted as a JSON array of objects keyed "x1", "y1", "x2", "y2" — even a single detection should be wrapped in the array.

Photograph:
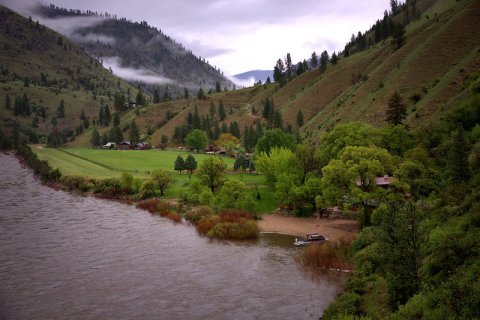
[
  {"x1": 34, "y1": 4, "x2": 234, "y2": 95},
  {"x1": 234, "y1": 70, "x2": 273, "y2": 84},
  {"x1": 0, "y1": 5, "x2": 140, "y2": 142},
  {"x1": 68, "y1": 0, "x2": 480, "y2": 148}
]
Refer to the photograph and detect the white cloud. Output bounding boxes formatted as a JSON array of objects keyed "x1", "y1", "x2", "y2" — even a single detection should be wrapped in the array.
[{"x1": 102, "y1": 56, "x2": 173, "y2": 84}]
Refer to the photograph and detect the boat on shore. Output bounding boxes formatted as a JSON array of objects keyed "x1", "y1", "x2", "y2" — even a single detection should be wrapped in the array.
[{"x1": 294, "y1": 233, "x2": 327, "y2": 247}]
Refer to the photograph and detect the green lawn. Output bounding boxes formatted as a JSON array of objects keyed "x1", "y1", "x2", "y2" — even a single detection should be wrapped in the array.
[{"x1": 33, "y1": 146, "x2": 276, "y2": 212}]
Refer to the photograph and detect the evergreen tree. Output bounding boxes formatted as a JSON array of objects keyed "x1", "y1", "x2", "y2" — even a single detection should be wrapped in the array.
[
  {"x1": 193, "y1": 105, "x2": 201, "y2": 129},
  {"x1": 174, "y1": 155, "x2": 186, "y2": 174},
  {"x1": 229, "y1": 121, "x2": 241, "y2": 138},
  {"x1": 5, "y1": 93, "x2": 11, "y2": 109},
  {"x1": 267, "y1": 98, "x2": 275, "y2": 128},
  {"x1": 330, "y1": 52, "x2": 338, "y2": 65},
  {"x1": 393, "y1": 24, "x2": 406, "y2": 49},
  {"x1": 184, "y1": 88, "x2": 189, "y2": 100},
  {"x1": 57, "y1": 100, "x2": 65, "y2": 118},
  {"x1": 285, "y1": 53, "x2": 292, "y2": 80},
  {"x1": 90, "y1": 127, "x2": 101, "y2": 147},
  {"x1": 296, "y1": 110, "x2": 304, "y2": 128},
  {"x1": 197, "y1": 88, "x2": 206, "y2": 100},
  {"x1": 114, "y1": 92, "x2": 126, "y2": 111},
  {"x1": 209, "y1": 101, "x2": 216, "y2": 118},
  {"x1": 102, "y1": 132, "x2": 109, "y2": 145},
  {"x1": 129, "y1": 120, "x2": 140, "y2": 144},
  {"x1": 113, "y1": 112, "x2": 120, "y2": 127},
  {"x1": 215, "y1": 81, "x2": 221, "y2": 93},
  {"x1": 219, "y1": 100, "x2": 226, "y2": 121},
  {"x1": 135, "y1": 89, "x2": 146, "y2": 106},
  {"x1": 262, "y1": 97, "x2": 271, "y2": 119},
  {"x1": 98, "y1": 106, "x2": 104, "y2": 126},
  {"x1": 311, "y1": 51, "x2": 318, "y2": 68},
  {"x1": 302, "y1": 59, "x2": 309, "y2": 72},
  {"x1": 273, "y1": 110, "x2": 283, "y2": 129},
  {"x1": 386, "y1": 91, "x2": 407, "y2": 125},
  {"x1": 273, "y1": 58, "x2": 285, "y2": 85},
  {"x1": 319, "y1": 50, "x2": 329, "y2": 73},
  {"x1": 153, "y1": 88, "x2": 160, "y2": 103},
  {"x1": 266, "y1": 77, "x2": 271, "y2": 84},
  {"x1": 185, "y1": 154, "x2": 197, "y2": 175},
  {"x1": 104, "y1": 106, "x2": 111, "y2": 126},
  {"x1": 160, "y1": 134, "x2": 168, "y2": 150}
]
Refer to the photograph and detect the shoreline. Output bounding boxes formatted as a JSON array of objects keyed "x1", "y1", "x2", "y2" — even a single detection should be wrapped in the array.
[{"x1": 258, "y1": 215, "x2": 358, "y2": 240}]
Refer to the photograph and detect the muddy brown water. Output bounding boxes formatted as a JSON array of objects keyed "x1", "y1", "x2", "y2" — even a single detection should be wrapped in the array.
[{"x1": 0, "y1": 153, "x2": 344, "y2": 319}]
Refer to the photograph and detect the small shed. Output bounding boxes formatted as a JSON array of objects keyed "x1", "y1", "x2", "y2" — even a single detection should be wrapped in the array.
[{"x1": 119, "y1": 141, "x2": 131, "y2": 150}]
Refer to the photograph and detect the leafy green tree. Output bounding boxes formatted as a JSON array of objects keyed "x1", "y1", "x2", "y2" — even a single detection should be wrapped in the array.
[
  {"x1": 57, "y1": 100, "x2": 65, "y2": 118},
  {"x1": 174, "y1": 155, "x2": 186, "y2": 174},
  {"x1": 185, "y1": 154, "x2": 197, "y2": 175},
  {"x1": 255, "y1": 147, "x2": 299, "y2": 185},
  {"x1": 213, "y1": 179, "x2": 255, "y2": 211},
  {"x1": 255, "y1": 129, "x2": 296, "y2": 155},
  {"x1": 381, "y1": 124, "x2": 413, "y2": 156},
  {"x1": 151, "y1": 169, "x2": 173, "y2": 196},
  {"x1": 386, "y1": 91, "x2": 407, "y2": 125},
  {"x1": 296, "y1": 110, "x2": 304, "y2": 128},
  {"x1": 185, "y1": 129, "x2": 208, "y2": 152},
  {"x1": 196, "y1": 156, "x2": 227, "y2": 193},
  {"x1": 129, "y1": 119, "x2": 140, "y2": 144},
  {"x1": 295, "y1": 144, "x2": 320, "y2": 185}
]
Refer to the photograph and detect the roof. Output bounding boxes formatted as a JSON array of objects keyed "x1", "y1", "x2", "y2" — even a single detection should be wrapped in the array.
[{"x1": 356, "y1": 175, "x2": 395, "y2": 187}]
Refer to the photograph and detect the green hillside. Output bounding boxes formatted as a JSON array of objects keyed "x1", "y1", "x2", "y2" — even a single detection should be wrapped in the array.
[{"x1": 0, "y1": 5, "x2": 142, "y2": 144}]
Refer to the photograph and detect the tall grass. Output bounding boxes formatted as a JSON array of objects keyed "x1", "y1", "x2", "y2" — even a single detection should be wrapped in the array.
[{"x1": 294, "y1": 238, "x2": 353, "y2": 278}]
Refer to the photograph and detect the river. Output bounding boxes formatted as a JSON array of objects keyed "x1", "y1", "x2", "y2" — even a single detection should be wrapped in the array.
[{"x1": 0, "y1": 153, "x2": 343, "y2": 319}]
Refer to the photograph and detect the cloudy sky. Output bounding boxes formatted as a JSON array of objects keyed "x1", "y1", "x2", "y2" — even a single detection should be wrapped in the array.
[{"x1": 2, "y1": 0, "x2": 391, "y2": 76}]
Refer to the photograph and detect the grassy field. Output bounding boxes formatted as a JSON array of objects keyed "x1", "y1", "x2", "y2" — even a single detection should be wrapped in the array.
[{"x1": 33, "y1": 146, "x2": 276, "y2": 212}]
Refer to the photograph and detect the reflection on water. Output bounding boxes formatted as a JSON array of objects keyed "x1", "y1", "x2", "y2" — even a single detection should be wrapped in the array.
[{"x1": 0, "y1": 153, "x2": 344, "y2": 319}]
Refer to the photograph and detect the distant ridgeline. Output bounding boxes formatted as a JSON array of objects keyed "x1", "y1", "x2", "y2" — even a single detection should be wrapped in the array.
[{"x1": 35, "y1": 4, "x2": 234, "y2": 98}]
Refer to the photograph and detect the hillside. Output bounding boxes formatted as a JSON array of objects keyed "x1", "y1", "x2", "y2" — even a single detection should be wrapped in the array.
[
  {"x1": 34, "y1": 4, "x2": 234, "y2": 96},
  {"x1": 93, "y1": 0, "x2": 480, "y2": 149},
  {"x1": 0, "y1": 5, "x2": 141, "y2": 144}
]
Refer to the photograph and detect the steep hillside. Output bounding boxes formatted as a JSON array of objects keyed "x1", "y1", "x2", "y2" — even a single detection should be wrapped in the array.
[
  {"x1": 0, "y1": 5, "x2": 140, "y2": 143},
  {"x1": 35, "y1": 4, "x2": 234, "y2": 95},
  {"x1": 70, "y1": 0, "x2": 480, "y2": 149}
]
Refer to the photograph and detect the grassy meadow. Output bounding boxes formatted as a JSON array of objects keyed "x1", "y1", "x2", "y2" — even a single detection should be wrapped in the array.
[{"x1": 33, "y1": 146, "x2": 276, "y2": 212}]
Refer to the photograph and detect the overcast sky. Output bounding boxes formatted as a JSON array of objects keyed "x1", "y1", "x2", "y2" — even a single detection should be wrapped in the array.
[{"x1": 2, "y1": 0, "x2": 391, "y2": 75}]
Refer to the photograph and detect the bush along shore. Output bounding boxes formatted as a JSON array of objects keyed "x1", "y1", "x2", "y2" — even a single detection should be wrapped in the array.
[{"x1": 14, "y1": 145, "x2": 260, "y2": 240}]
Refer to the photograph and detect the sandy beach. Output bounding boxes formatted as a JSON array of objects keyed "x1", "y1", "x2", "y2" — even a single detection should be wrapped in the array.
[{"x1": 258, "y1": 215, "x2": 358, "y2": 240}]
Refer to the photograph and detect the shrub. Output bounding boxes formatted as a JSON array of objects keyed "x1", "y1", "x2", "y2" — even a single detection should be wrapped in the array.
[
  {"x1": 139, "y1": 181, "x2": 156, "y2": 199},
  {"x1": 61, "y1": 175, "x2": 88, "y2": 191},
  {"x1": 196, "y1": 215, "x2": 220, "y2": 235},
  {"x1": 136, "y1": 199, "x2": 161, "y2": 213},
  {"x1": 321, "y1": 292, "x2": 361, "y2": 319},
  {"x1": 185, "y1": 205, "x2": 214, "y2": 225},
  {"x1": 206, "y1": 220, "x2": 259, "y2": 240},
  {"x1": 93, "y1": 178, "x2": 122, "y2": 196},
  {"x1": 167, "y1": 212, "x2": 182, "y2": 223}
]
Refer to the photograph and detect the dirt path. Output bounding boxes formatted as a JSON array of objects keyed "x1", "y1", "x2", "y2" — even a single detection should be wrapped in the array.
[{"x1": 258, "y1": 215, "x2": 358, "y2": 241}]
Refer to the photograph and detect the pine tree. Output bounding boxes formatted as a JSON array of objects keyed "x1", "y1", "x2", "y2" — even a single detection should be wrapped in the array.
[
  {"x1": 185, "y1": 154, "x2": 197, "y2": 175},
  {"x1": 209, "y1": 101, "x2": 216, "y2": 118},
  {"x1": 311, "y1": 51, "x2": 318, "y2": 68},
  {"x1": 57, "y1": 100, "x2": 65, "y2": 118},
  {"x1": 90, "y1": 127, "x2": 101, "y2": 147},
  {"x1": 136, "y1": 89, "x2": 145, "y2": 106},
  {"x1": 104, "y1": 106, "x2": 111, "y2": 126},
  {"x1": 197, "y1": 88, "x2": 206, "y2": 100},
  {"x1": 219, "y1": 100, "x2": 226, "y2": 121},
  {"x1": 319, "y1": 50, "x2": 329, "y2": 73},
  {"x1": 215, "y1": 81, "x2": 221, "y2": 93},
  {"x1": 184, "y1": 88, "x2": 189, "y2": 100},
  {"x1": 5, "y1": 93, "x2": 11, "y2": 109},
  {"x1": 330, "y1": 52, "x2": 338, "y2": 65},
  {"x1": 285, "y1": 53, "x2": 292, "y2": 80},
  {"x1": 129, "y1": 120, "x2": 140, "y2": 144},
  {"x1": 153, "y1": 88, "x2": 160, "y2": 103},
  {"x1": 262, "y1": 97, "x2": 271, "y2": 119},
  {"x1": 98, "y1": 106, "x2": 104, "y2": 126},
  {"x1": 273, "y1": 58, "x2": 285, "y2": 85},
  {"x1": 174, "y1": 155, "x2": 186, "y2": 174},
  {"x1": 386, "y1": 91, "x2": 407, "y2": 125},
  {"x1": 273, "y1": 111, "x2": 283, "y2": 129},
  {"x1": 296, "y1": 110, "x2": 304, "y2": 128}
]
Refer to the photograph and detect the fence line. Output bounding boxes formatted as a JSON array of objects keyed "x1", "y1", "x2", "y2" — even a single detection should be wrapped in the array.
[{"x1": 56, "y1": 148, "x2": 151, "y2": 175}]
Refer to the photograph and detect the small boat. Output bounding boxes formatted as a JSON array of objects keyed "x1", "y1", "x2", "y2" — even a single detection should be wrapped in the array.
[{"x1": 294, "y1": 233, "x2": 327, "y2": 247}]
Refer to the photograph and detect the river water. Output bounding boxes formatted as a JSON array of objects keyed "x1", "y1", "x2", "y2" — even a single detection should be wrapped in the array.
[{"x1": 0, "y1": 153, "x2": 343, "y2": 319}]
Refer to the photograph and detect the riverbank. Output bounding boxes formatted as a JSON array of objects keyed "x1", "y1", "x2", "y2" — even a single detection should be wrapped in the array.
[{"x1": 258, "y1": 215, "x2": 358, "y2": 240}]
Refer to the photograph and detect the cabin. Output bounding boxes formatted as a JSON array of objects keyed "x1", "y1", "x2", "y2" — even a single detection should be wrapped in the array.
[
  {"x1": 356, "y1": 174, "x2": 395, "y2": 188},
  {"x1": 118, "y1": 141, "x2": 131, "y2": 150}
]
